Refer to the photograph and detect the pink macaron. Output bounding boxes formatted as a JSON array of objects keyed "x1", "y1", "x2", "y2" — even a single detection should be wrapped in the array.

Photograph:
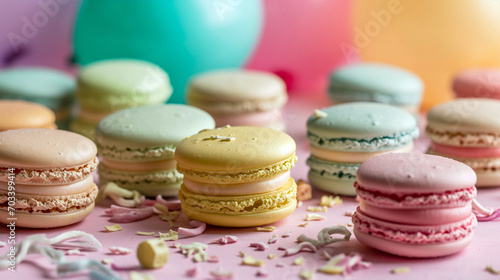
[
  {"x1": 453, "y1": 69, "x2": 500, "y2": 99},
  {"x1": 352, "y1": 153, "x2": 477, "y2": 258}
]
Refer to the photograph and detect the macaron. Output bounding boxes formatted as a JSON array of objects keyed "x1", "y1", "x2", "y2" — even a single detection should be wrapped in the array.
[
  {"x1": 175, "y1": 126, "x2": 297, "y2": 227},
  {"x1": 0, "y1": 67, "x2": 75, "y2": 129},
  {"x1": 71, "y1": 59, "x2": 172, "y2": 140},
  {"x1": 0, "y1": 100, "x2": 56, "y2": 131},
  {"x1": 426, "y1": 98, "x2": 500, "y2": 187},
  {"x1": 0, "y1": 128, "x2": 98, "y2": 228},
  {"x1": 96, "y1": 104, "x2": 215, "y2": 197},
  {"x1": 186, "y1": 70, "x2": 287, "y2": 130},
  {"x1": 352, "y1": 153, "x2": 477, "y2": 258},
  {"x1": 453, "y1": 69, "x2": 500, "y2": 99},
  {"x1": 328, "y1": 63, "x2": 423, "y2": 115},
  {"x1": 306, "y1": 102, "x2": 419, "y2": 196}
]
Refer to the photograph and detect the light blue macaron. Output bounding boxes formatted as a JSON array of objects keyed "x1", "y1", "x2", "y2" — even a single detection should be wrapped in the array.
[
  {"x1": 328, "y1": 63, "x2": 423, "y2": 112},
  {"x1": 0, "y1": 67, "x2": 76, "y2": 129},
  {"x1": 306, "y1": 102, "x2": 419, "y2": 196}
]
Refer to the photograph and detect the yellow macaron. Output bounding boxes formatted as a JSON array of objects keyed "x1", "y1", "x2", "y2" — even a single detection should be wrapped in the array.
[{"x1": 175, "y1": 126, "x2": 297, "y2": 227}]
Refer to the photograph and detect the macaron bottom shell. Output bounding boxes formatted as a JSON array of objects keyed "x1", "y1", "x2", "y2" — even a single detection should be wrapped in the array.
[
  {"x1": 308, "y1": 169, "x2": 357, "y2": 196},
  {"x1": 352, "y1": 209, "x2": 476, "y2": 258},
  {"x1": 181, "y1": 199, "x2": 297, "y2": 228},
  {"x1": 179, "y1": 178, "x2": 297, "y2": 227},
  {"x1": 99, "y1": 168, "x2": 183, "y2": 197},
  {"x1": 0, "y1": 202, "x2": 95, "y2": 228},
  {"x1": 353, "y1": 228, "x2": 474, "y2": 258}
]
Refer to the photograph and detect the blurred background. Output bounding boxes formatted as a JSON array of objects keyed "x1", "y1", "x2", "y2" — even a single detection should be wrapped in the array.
[{"x1": 2, "y1": 0, "x2": 500, "y2": 110}]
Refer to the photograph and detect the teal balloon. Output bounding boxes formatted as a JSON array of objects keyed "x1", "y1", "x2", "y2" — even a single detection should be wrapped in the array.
[{"x1": 73, "y1": 0, "x2": 263, "y2": 103}]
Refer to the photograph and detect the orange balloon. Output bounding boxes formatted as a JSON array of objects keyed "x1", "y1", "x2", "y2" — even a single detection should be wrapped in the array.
[{"x1": 350, "y1": 0, "x2": 500, "y2": 111}]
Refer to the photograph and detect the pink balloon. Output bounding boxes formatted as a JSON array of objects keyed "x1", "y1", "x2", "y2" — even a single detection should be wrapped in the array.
[
  {"x1": 246, "y1": 0, "x2": 354, "y2": 94},
  {"x1": 0, "y1": 0, "x2": 77, "y2": 72}
]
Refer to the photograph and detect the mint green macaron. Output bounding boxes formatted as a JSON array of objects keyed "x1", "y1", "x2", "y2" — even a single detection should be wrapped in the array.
[
  {"x1": 0, "y1": 67, "x2": 75, "y2": 129},
  {"x1": 306, "y1": 102, "x2": 419, "y2": 196},
  {"x1": 96, "y1": 104, "x2": 215, "y2": 196},
  {"x1": 328, "y1": 63, "x2": 423, "y2": 114}
]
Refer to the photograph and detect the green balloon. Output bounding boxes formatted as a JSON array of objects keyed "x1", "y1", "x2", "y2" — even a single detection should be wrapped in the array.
[{"x1": 73, "y1": 0, "x2": 263, "y2": 103}]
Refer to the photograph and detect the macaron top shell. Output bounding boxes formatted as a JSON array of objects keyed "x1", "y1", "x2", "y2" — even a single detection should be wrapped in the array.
[
  {"x1": 307, "y1": 103, "x2": 417, "y2": 139},
  {"x1": 188, "y1": 70, "x2": 286, "y2": 101},
  {"x1": 175, "y1": 126, "x2": 296, "y2": 171},
  {"x1": 427, "y1": 98, "x2": 500, "y2": 133},
  {"x1": 77, "y1": 59, "x2": 172, "y2": 110},
  {"x1": 329, "y1": 63, "x2": 423, "y2": 105},
  {"x1": 0, "y1": 128, "x2": 97, "y2": 169},
  {"x1": 96, "y1": 104, "x2": 215, "y2": 150},
  {"x1": 0, "y1": 67, "x2": 75, "y2": 99},
  {"x1": 453, "y1": 69, "x2": 500, "y2": 99},
  {"x1": 0, "y1": 100, "x2": 56, "y2": 131},
  {"x1": 356, "y1": 153, "x2": 477, "y2": 194}
]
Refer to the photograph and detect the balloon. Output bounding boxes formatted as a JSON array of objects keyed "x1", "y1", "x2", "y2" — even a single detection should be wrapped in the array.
[
  {"x1": 246, "y1": 0, "x2": 353, "y2": 95},
  {"x1": 0, "y1": 1, "x2": 77, "y2": 71},
  {"x1": 352, "y1": 0, "x2": 500, "y2": 111},
  {"x1": 73, "y1": 0, "x2": 263, "y2": 104}
]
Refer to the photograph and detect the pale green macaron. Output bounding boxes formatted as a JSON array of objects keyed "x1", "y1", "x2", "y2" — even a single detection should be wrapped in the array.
[
  {"x1": 328, "y1": 63, "x2": 423, "y2": 115},
  {"x1": 96, "y1": 104, "x2": 215, "y2": 197},
  {"x1": 306, "y1": 102, "x2": 419, "y2": 196},
  {"x1": 71, "y1": 59, "x2": 172, "y2": 140}
]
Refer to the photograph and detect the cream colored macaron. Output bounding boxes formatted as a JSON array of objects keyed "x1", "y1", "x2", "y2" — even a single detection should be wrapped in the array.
[
  {"x1": 175, "y1": 126, "x2": 298, "y2": 227},
  {"x1": 187, "y1": 70, "x2": 288, "y2": 130}
]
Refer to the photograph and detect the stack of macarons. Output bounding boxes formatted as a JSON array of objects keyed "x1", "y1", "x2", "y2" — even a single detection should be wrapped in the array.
[
  {"x1": 453, "y1": 69, "x2": 500, "y2": 99},
  {"x1": 175, "y1": 126, "x2": 298, "y2": 227},
  {"x1": 328, "y1": 63, "x2": 423, "y2": 115},
  {"x1": 426, "y1": 98, "x2": 500, "y2": 187},
  {"x1": 0, "y1": 129, "x2": 99, "y2": 228},
  {"x1": 0, "y1": 100, "x2": 56, "y2": 131},
  {"x1": 352, "y1": 153, "x2": 477, "y2": 258},
  {"x1": 71, "y1": 59, "x2": 173, "y2": 140},
  {"x1": 96, "y1": 104, "x2": 215, "y2": 197},
  {"x1": 306, "y1": 102, "x2": 419, "y2": 196},
  {"x1": 0, "y1": 67, "x2": 75, "y2": 129},
  {"x1": 187, "y1": 70, "x2": 288, "y2": 130}
]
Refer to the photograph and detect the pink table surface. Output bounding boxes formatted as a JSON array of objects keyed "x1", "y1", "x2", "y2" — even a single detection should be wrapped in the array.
[{"x1": 2, "y1": 93, "x2": 500, "y2": 280}]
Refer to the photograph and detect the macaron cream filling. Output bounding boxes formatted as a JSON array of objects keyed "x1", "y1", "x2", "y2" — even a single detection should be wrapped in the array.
[
  {"x1": 0, "y1": 157, "x2": 98, "y2": 185},
  {"x1": 309, "y1": 143, "x2": 414, "y2": 163},
  {"x1": 354, "y1": 181, "x2": 477, "y2": 208},
  {"x1": 0, "y1": 176, "x2": 94, "y2": 196},
  {"x1": 307, "y1": 127, "x2": 419, "y2": 152},
  {"x1": 0, "y1": 184, "x2": 98, "y2": 214},
  {"x1": 430, "y1": 142, "x2": 500, "y2": 158}
]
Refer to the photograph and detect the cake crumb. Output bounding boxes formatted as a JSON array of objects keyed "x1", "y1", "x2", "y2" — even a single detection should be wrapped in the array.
[
  {"x1": 307, "y1": 206, "x2": 327, "y2": 212},
  {"x1": 314, "y1": 109, "x2": 327, "y2": 119},
  {"x1": 486, "y1": 265, "x2": 500, "y2": 275},
  {"x1": 297, "y1": 180, "x2": 312, "y2": 201},
  {"x1": 101, "y1": 258, "x2": 113, "y2": 265},
  {"x1": 297, "y1": 201, "x2": 303, "y2": 208},
  {"x1": 306, "y1": 214, "x2": 325, "y2": 221},
  {"x1": 344, "y1": 210, "x2": 355, "y2": 217},
  {"x1": 320, "y1": 195, "x2": 342, "y2": 207},
  {"x1": 130, "y1": 271, "x2": 154, "y2": 280},
  {"x1": 299, "y1": 222, "x2": 309, "y2": 227},
  {"x1": 159, "y1": 230, "x2": 178, "y2": 241},
  {"x1": 293, "y1": 256, "x2": 305, "y2": 266},
  {"x1": 104, "y1": 224, "x2": 122, "y2": 232},
  {"x1": 300, "y1": 270, "x2": 315, "y2": 280},
  {"x1": 256, "y1": 226, "x2": 276, "y2": 232},
  {"x1": 242, "y1": 255, "x2": 265, "y2": 267},
  {"x1": 268, "y1": 254, "x2": 276, "y2": 259},
  {"x1": 391, "y1": 266, "x2": 411, "y2": 274},
  {"x1": 137, "y1": 231, "x2": 155, "y2": 236}
]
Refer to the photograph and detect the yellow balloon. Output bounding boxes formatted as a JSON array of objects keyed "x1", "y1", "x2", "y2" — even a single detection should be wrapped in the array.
[{"x1": 350, "y1": 0, "x2": 500, "y2": 111}]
